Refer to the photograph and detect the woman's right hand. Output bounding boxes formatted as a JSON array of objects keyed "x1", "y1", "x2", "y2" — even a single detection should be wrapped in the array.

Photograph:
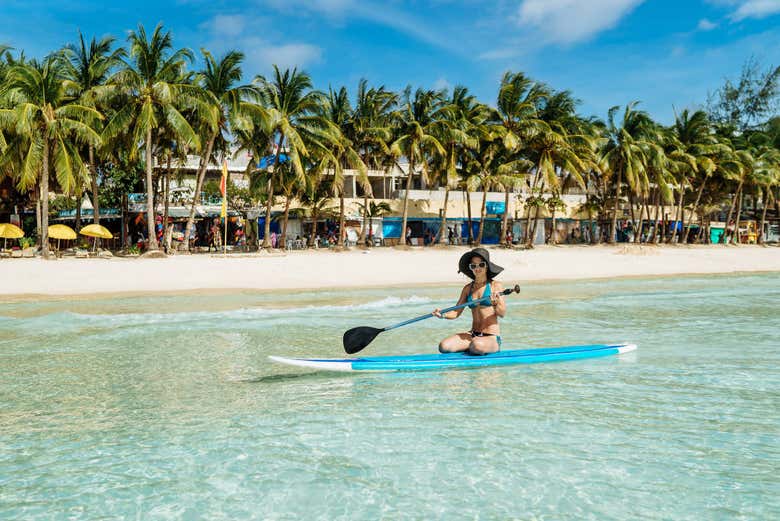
[{"x1": 432, "y1": 308, "x2": 443, "y2": 319}]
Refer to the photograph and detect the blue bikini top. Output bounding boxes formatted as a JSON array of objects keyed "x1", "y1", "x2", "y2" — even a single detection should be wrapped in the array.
[{"x1": 466, "y1": 281, "x2": 491, "y2": 309}]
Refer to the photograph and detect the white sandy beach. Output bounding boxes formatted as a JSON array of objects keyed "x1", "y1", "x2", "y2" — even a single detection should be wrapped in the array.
[{"x1": 1, "y1": 244, "x2": 778, "y2": 297}]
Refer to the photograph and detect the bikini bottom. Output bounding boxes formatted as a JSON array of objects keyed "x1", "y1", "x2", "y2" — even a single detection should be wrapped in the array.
[{"x1": 468, "y1": 330, "x2": 502, "y2": 351}]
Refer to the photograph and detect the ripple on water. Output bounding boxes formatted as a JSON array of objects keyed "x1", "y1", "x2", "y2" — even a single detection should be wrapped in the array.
[{"x1": 1, "y1": 274, "x2": 779, "y2": 520}]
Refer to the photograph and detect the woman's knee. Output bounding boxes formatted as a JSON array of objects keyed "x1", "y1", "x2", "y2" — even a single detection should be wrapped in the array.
[
  {"x1": 469, "y1": 338, "x2": 499, "y2": 355},
  {"x1": 439, "y1": 336, "x2": 466, "y2": 353},
  {"x1": 439, "y1": 340, "x2": 457, "y2": 353}
]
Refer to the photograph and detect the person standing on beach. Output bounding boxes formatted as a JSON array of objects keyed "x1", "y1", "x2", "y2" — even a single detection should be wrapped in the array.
[
  {"x1": 406, "y1": 226, "x2": 412, "y2": 246},
  {"x1": 433, "y1": 248, "x2": 506, "y2": 355},
  {"x1": 210, "y1": 218, "x2": 222, "y2": 252}
]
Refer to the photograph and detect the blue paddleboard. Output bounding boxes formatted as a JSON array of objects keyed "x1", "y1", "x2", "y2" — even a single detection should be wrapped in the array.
[{"x1": 269, "y1": 343, "x2": 637, "y2": 372}]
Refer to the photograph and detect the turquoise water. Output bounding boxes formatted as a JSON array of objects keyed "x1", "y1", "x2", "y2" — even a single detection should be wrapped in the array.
[{"x1": 1, "y1": 274, "x2": 779, "y2": 520}]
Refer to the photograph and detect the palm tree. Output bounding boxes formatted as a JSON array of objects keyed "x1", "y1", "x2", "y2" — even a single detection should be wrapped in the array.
[
  {"x1": 254, "y1": 66, "x2": 329, "y2": 249},
  {"x1": 718, "y1": 148, "x2": 755, "y2": 244},
  {"x1": 0, "y1": 56, "x2": 101, "y2": 258},
  {"x1": 318, "y1": 85, "x2": 368, "y2": 248},
  {"x1": 464, "y1": 136, "x2": 503, "y2": 246},
  {"x1": 753, "y1": 147, "x2": 780, "y2": 244},
  {"x1": 390, "y1": 87, "x2": 446, "y2": 246},
  {"x1": 492, "y1": 72, "x2": 549, "y2": 246},
  {"x1": 248, "y1": 160, "x2": 301, "y2": 249},
  {"x1": 434, "y1": 86, "x2": 488, "y2": 245},
  {"x1": 524, "y1": 91, "x2": 593, "y2": 246},
  {"x1": 63, "y1": 32, "x2": 125, "y2": 228},
  {"x1": 349, "y1": 81, "x2": 396, "y2": 245},
  {"x1": 102, "y1": 23, "x2": 202, "y2": 251},
  {"x1": 600, "y1": 102, "x2": 655, "y2": 243},
  {"x1": 298, "y1": 175, "x2": 337, "y2": 247},
  {"x1": 664, "y1": 110, "x2": 729, "y2": 243},
  {"x1": 183, "y1": 49, "x2": 265, "y2": 251},
  {"x1": 356, "y1": 200, "x2": 392, "y2": 244}
]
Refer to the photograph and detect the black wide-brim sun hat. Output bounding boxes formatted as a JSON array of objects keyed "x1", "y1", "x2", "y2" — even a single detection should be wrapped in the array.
[{"x1": 458, "y1": 248, "x2": 504, "y2": 280}]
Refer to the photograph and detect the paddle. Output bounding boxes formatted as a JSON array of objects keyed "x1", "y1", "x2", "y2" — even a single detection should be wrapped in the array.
[{"x1": 343, "y1": 284, "x2": 521, "y2": 354}]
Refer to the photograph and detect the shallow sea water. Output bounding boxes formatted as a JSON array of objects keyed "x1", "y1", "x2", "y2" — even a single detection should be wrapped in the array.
[{"x1": 1, "y1": 274, "x2": 778, "y2": 520}]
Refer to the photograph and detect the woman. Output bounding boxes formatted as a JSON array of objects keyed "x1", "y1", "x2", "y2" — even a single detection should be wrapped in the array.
[{"x1": 433, "y1": 248, "x2": 506, "y2": 355}]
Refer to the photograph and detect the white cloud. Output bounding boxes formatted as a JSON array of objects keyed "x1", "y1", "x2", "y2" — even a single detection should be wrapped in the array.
[
  {"x1": 697, "y1": 18, "x2": 718, "y2": 30},
  {"x1": 199, "y1": 15, "x2": 323, "y2": 75},
  {"x1": 517, "y1": 0, "x2": 646, "y2": 44},
  {"x1": 255, "y1": 0, "x2": 456, "y2": 53},
  {"x1": 201, "y1": 15, "x2": 246, "y2": 37},
  {"x1": 248, "y1": 42, "x2": 323, "y2": 70},
  {"x1": 731, "y1": 0, "x2": 780, "y2": 21},
  {"x1": 433, "y1": 77, "x2": 451, "y2": 92}
]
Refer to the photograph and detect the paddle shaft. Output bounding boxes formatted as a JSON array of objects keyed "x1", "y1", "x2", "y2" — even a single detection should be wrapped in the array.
[{"x1": 383, "y1": 287, "x2": 517, "y2": 332}]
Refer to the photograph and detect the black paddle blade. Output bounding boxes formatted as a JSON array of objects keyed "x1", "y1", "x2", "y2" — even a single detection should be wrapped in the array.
[{"x1": 343, "y1": 326, "x2": 384, "y2": 354}]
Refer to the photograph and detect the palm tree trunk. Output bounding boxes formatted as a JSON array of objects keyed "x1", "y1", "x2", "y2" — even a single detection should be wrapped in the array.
[
  {"x1": 610, "y1": 167, "x2": 623, "y2": 244},
  {"x1": 41, "y1": 142, "x2": 50, "y2": 259},
  {"x1": 399, "y1": 153, "x2": 414, "y2": 247},
  {"x1": 525, "y1": 170, "x2": 542, "y2": 247},
  {"x1": 263, "y1": 135, "x2": 284, "y2": 249},
  {"x1": 587, "y1": 207, "x2": 595, "y2": 245},
  {"x1": 280, "y1": 195, "x2": 291, "y2": 248},
  {"x1": 636, "y1": 200, "x2": 647, "y2": 243},
  {"x1": 720, "y1": 179, "x2": 742, "y2": 244},
  {"x1": 732, "y1": 186, "x2": 744, "y2": 245},
  {"x1": 338, "y1": 193, "x2": 346, "y2": 248},
  {"x1": 359, "y1": 194, "x2": 369, "y2": 245},
  {"x1": 627, "y1": 190, "x2": 637, "y2": 242},
  {"x1": 89, "y1": 146, "x2": 100, "y2": 225},
  {"x1": 163, "y1": 155, "x2": 171, "y2": 253},
  {"x1": 524, "y1": 200, "x2": 534, "y2": 247},
  {"x1": 476, "y1": 187, "x2": 487, "y2": 246},
  {"x1": 185, "y1": 131, "x2": 217, "y2": 252},
  {"x1": 758, "y1": 187, "x2": 769, "y2": 245},
  {"x1": 699, "y1": 216, "x2": 708, "y2": 244},
  {"x1": 683, "y1": 179, "x2": 707, "y2": 243},
  {"x1": 530, "y1": 205, "x2": 542, "y2": 246},
  {"x1": 145, "y1": 129, "x2": 158, "y2": 251},
  {"x1": 438, "y1": 188, "x2": 449, "y2": 245},
  {"x1": 466, "y1": 189, "x2": 474, "y2": 244},
  {"x1": 670, "y1": 184, "x2": 685, "y2": 244},
  {"x1": 650, "y1": 190, "x2": 661, "y2": 244},
  {"x1": 528, "y1": 179, "x2": 546, "y2": 248},
  {"x1": 35, "y1": 193, "x2": 41, "y2": 247},
  {"x1": 500, "y1": 189, "x2": 510, "y2": 247},
  {"x1": 75, "y1": 183, "x2": 83, "y2": 231},
  {"x1": 309, "y1": 209, "x2": 319, "y2": 248},
  {"x1": 549, "y1": 205, "x2": 557, "y2": 245},
  {"x1": 262, "y1": 175, "x2": 275, "y2": 248}
]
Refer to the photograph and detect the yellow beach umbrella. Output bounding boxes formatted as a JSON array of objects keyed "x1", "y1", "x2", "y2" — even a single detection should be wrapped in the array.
[
  {"x1": 49, "y1": 224, "x2": 78, "y2": 253},
  {"x1": 0, "y1": 223, "x2": 24, "y2": 239},
  {"x1": 49, "y1": 224, "x2": 77, "y2": 240},
  {"x1": 79, "y1": 224, "x2": 113, "y2": 239},
  {"x1": 0, "y1": 223, "x2": 24, "y2": 250}
]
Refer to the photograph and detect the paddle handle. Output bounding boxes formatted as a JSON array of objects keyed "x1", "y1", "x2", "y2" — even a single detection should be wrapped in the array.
[{"x1": 383, "y1": 285, "x2": 520, "y2": 332}]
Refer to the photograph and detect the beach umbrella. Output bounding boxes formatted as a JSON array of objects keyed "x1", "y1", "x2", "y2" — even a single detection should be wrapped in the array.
[
  {"x1": 79, "y1": 224, "x2": 113, "y2": 252},
  {"x1": 49, "y1": 224, "x2": 77, "y2": 252},
  {"x1": 79, "y1": 224, "x2": 113, "y2": 239},
  {"x1": 0, "y1": 223, "x2": 24, "y2": 250},
  {"x1": 49, "y1": 224, "x2": 77, "y2": 240}
]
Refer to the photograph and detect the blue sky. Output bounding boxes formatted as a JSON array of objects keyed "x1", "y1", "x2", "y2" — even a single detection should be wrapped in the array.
[{"x1": 2, "y1": 0, "x2": 779, "y2": 123}]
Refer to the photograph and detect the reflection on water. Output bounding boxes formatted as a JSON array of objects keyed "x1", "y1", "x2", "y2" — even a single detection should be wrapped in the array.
[{"x1": 1, "y1": 274, "x2": 779, "y2": 520}]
